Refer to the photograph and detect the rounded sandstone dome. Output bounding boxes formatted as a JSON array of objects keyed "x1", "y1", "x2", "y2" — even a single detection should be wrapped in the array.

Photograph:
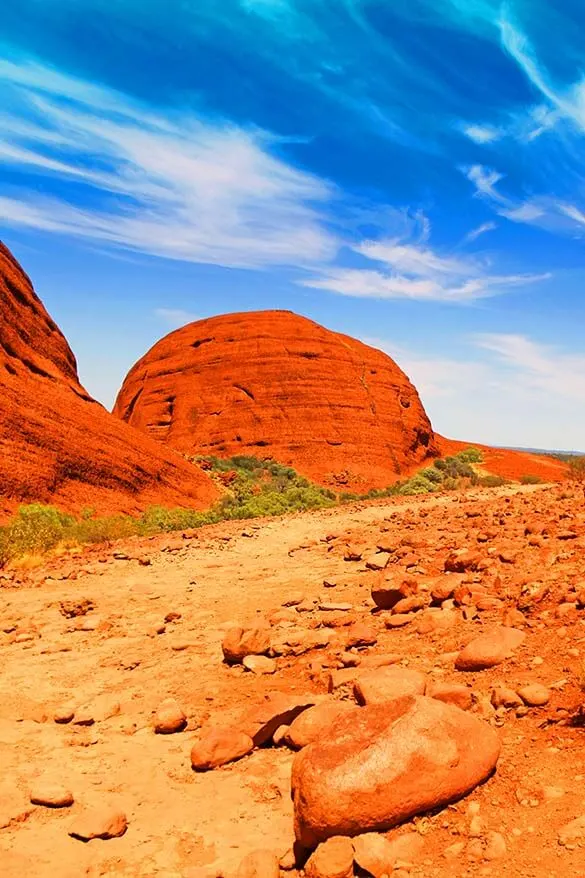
[{"x1": 114, "y1": 310, "x2": 438, "y2": 490}]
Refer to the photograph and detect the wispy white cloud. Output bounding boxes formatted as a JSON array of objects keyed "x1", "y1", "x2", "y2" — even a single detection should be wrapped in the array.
[
  {"x1": 462, "y1": 124, "x2": 503, "y2": 144},
  {"x1": 499, "y1": 15, "x2": 585, "y2": 134},
  {"x1": 154, "y1": 308, "x2": 200, "y2": 329},
  {"x1": 362, "y1": 333, "x2": 585, "y2": 449},
  {"x1": 465, "y1": 165, "x2": 507, "y2": 203},
  {"x1": 463, "y1": 221, "x2": 497, "y2": 243},
  {"x1": 462, "y1": 164, "x2": 585, "y2": 234},
  {"x1": 458, "y1": 17, "x2": 585, "y2": 241},
  {"x1": 475, "y1": 333, "x2": 585, "y2": 402},
  {"x1": 0, "y1": 59, "x2": 336, "y2": 270},
  {"x1": 301, "y1": 227, "x2": 549, "y2": 302}
]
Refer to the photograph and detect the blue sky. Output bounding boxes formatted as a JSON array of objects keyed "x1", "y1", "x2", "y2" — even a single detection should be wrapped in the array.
[{"x1": 1, "y1": 0, "x2": 585, "y2": 449}]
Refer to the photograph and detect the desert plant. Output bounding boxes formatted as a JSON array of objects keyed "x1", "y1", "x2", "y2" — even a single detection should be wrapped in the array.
[
  {"x1": 455, "y1": 446, "x2": 483, "y2": 464},
  {"x1": 568, "y1": 456, "x2": 585, "y2": 484},
  {"x1": 520, "y1": 474, "x2": 542, "y2": 485},
  {"x1": 477, "y1": 474, "x2": 509, "y2": 488}
]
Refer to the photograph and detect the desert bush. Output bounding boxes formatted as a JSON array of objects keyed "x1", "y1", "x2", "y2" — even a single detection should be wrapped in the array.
[
  {"x1": 568, "y1": 456, "x2": 585, "y2": 483},
  {"x1": 3, "y1": 504, "x2": 75, "y2": 555},
  {"x1": 520, "y1": 474, "x2": 542, "y2": 485},
  {"x1": 477, "y1": 474, "x2": 509, "y2": 488},
  {"x1": 455, "y1": 446, "x2": 483, "y2": 464}
]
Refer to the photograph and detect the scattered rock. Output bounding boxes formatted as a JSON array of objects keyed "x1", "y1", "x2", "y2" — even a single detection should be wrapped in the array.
[
  {"x1": 558, "y1": 815, "x2": 585, "y2": 846},
  {"x1": 222, "y1": 625, "x2": 271, "y2": 665},
  {"x1": 72, "y1": 695, "x2": 121, "y2": 726},
  {"x1": 238, "y1": 693, "x2": 317, "y2": 746},
  {"x1": 305, "y1": 836, "x2": 355, "y2": 878},
  {"x1": 416, "y1": 609, "x2": 457, "y2": 635},
  {"x1": 242, "y1": 655, "x2": 276, "y2": 675},
  {"x1": 371, "y1": 579, "x2": 413, "y2": 611},
  {"x1": 191, "y1": 728, "x2": 254, "y2": 771},
  {"x1": 59, "y1": 598, "x2": 94, "y2": 618},
  {"x1": 292, "y1": 695, "x2": 501, "y2": 847},
  {"x1": 53, "y1": 704, "x2": 75, "y2": 724},
  {"x1": 352, "y1": 832, "x2": 395, "y2": 877},
  {"x1": 365, "y1": 553, "x2": 389, "y2": 571},
  {"x1": 455, "y1": 627, "x2": 525, "y2": 671},
  {"x1": 69, "y1": 806, "x2": 128, "y2": 841},
  {"x1": 345, "y1": 622, "x2": 377, "y2": 649},
  {"x1": 154, "y1": 698, "x2": 187, "y2": 734},
  {"x1": 354, "y1": 666, "x2": 426, "y2": 705},
  {"x1": 517, "y1": 683, "x2": 550, "y2": 706},
  {"x1": 235, "y1": 850, "x2": 280, "y2": 878},
  {"x1": 444, "y1": 550, "x2": 482, "y2": 573},
  {"x1": 30, "y1": 781, "x2": 74, "y2": 808},
  {"x1": 430, "y1": 575, "x2": 462, "y2": 603},
  {"x1": 491, "y1": 687, "x2": 523, "y2": 709},
  {"x1": 426, "y1": 681, "x2": 472, "y2": 711},
  {"x1": 384, "y1": 614, "x2": 413, "y2": 628}
]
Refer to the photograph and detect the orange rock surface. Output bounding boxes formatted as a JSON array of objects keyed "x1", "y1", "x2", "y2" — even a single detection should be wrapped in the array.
[
  {"x1": 113, "y1": 310, "x2": 439, "y2": 491},
  {"x1": 0, "y1": 243, "x2": 217, "y2": 519}
]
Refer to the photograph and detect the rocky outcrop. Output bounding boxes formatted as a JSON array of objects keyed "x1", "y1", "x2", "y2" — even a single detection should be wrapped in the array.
[
  {"x1": 113, "y1": 310, "x2": 438, "y2": 490},
  {"x1": 0, "y1": 243, "x2": 217, "y2": 518}
]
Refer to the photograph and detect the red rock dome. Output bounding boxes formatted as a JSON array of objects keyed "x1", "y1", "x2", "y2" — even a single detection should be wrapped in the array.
[
  {"x1": 113, "y1": 310, "x2": 438, "y2": 490},
  {"x1": 0, "y1": 242, "x2": 217, "y2": 519}
]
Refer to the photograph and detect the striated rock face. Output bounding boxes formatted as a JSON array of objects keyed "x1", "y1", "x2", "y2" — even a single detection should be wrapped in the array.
[
  {"x1": 0, "y1": 243, "x2": 217, "y2": 518},
  {"x1": 113, "y1": 310, "x2": 438, "y2": 490}
]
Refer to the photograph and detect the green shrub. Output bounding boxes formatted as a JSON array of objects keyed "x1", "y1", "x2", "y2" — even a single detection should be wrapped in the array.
[
  {"x1": 455, "y1": 447, "x2": 483, "y2": 464},
  {"x1": 4, "y1": 504, "x2": 74, "y2": 555}
]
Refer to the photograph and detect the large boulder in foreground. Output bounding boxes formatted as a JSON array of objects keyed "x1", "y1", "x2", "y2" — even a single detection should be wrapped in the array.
[
  {"x1": 0, "y1": 243, "x2": 217, "y2": 518},
  {"x1": 113, "y1": 310, "x2": 438, "y2": 491},
  {"x1": 291, "y1": 695, "x2": 500, "y2": 848}
]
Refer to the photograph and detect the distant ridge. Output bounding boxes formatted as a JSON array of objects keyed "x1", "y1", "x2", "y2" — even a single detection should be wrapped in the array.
[{"x1": 502, "y1": 446, "x2": 584, "y2": 457}]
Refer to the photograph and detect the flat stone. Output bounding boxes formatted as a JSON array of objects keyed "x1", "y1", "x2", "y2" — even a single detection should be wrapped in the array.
[
  {"x1": 385, "y1": 614, "x2": 413, "y2": 628},
  {"x1": 30, "y1": 781, "x2": 74, "y2": 808},
  {"x1": 69, "y1": 806, "x2": 128, "y2": 841},
  {"x1": 455, "y1": 627, "x2": 525, "y2": 671},
  {"x1": 242, "y1": 655, "x2": 277, "y2": 675},
  {"x1": 517, "y1": 684, "x2": 550, "y2": 707},
  {"x1": 191, "y1": 728, "x2": 253, "y2": 771},
  {"x1": 354, "y1": 667, "x2": 426, "y2": 705},
  {"x1": 238, "y1": 693, "x2": 317, "y2": 746}
]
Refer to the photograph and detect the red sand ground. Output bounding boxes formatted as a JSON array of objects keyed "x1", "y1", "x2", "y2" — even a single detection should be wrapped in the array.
[{"x1": 2, "y1": 483, "x2": 585, "y2": 877}]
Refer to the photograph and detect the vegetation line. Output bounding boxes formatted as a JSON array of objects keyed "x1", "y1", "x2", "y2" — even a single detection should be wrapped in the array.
[{"x1": 1, "y1": 448, "x2": 577, "y2": 567}]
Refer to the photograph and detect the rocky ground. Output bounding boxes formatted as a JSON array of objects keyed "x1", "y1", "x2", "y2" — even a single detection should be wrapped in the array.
[{"x1": 2, "y1": 483, "x2": 585, "y2": 877}]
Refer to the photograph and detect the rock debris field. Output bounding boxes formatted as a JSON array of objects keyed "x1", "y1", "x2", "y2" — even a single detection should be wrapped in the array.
[{"x1": 2, "y1": 483, "x2": 585, "y2": 877}]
